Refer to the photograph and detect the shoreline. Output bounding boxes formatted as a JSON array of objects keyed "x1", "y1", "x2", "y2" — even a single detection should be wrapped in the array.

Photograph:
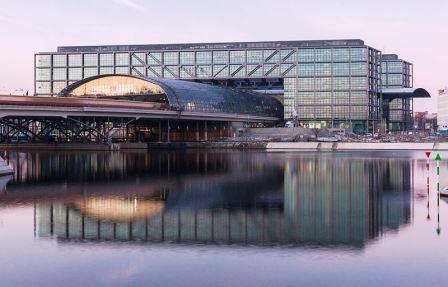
[{"x1": 0, "y1": 141, "x2": 447, "y2": 151}]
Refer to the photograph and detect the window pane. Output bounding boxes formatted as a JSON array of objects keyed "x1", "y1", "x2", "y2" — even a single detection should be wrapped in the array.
[
  {"x1": 68, "y1": 54, "x2": 82, "y2": 66},
  {"x1": 36, "y1": 55, "x2": 52, "y2": 68},
  {"x1": 53, "y1": 68, "x2": 66, "y2": 81},
  {"x1": 84, "y1": 67, "x2": 98, "y2": 78},
  {"x1": 100, "y1": 54, "x2": 114, "y2": 66},
  {"x1": 53, "y1": 55, "x2": 67, "y2": 67},
  {"x1": 163, "y1": 52, "x2": 178, "y2": 65},
  {"x1": 36, "y1": 69, "x2": 51, "y2": 80},
  {"x1": 84, "y1": 54, "x2": 98, "y2": 66},
  {"x1": 68, "y1": 68, "x2": 82, "y2": 80},
  {"x1": 229, "y1": 51, "x2": 245, "y2": 63},
  {"x1": 196, "y1": 51, "x2": 212, "y2": 65},
  {"x1": 213, "y1": 51, "x2": 228, "y2": 64},
  {"x1": 180, "y1": 52, "x2": 195, "y2": 65},
  {"x1": 116, "y1": 53, "x2": 129, "y2": 66}
]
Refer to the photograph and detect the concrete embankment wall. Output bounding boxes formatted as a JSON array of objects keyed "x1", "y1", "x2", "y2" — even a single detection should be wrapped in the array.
[{"x1": 266, "y1": 142, "x2": 448, "y2": 151}]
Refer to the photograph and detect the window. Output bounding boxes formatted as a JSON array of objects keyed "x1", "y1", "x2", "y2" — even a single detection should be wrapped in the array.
[
  {"x1": 164, "y1": 66, "x2": 178, "y2": 77},
  {"x1": 229, "y1": 50, "x2": 245, "y2": 63},
  {"x1": 298, "y1": 63, "x2": 314, "y2": 77},
  {"x1": 131, "y1": 53, "x2": 146, "y2": 66},
  {"x1": 84, "y1": 54, "x2": 98, "y2": 66},
  {"x1": 180, "y1": 66, "x2": 195, "y2": 78},
  {"x1": 147, "y1": 66, "x2": 162, "y2": 77},
  {"x1": 333, "y1": 63, "x2": 349, "y2": 75},
  {"x1": 116, "y1": 66, "x2": 129, "y2": 75},
  {"x1": 116, "y1": 53, "x2": 129, "y2": 66},
  {"x1": 213, "y1": 65, "x2": 228, "y2": 77},
  {"x1": 264, "y1": 50, "x2": 279, "y2": 62},
  {"x1": 387, "y1": 61, "x2": 403, "y2": 73},
  {"x1": 84, "y1": 67, "x2": 98, "y2": 78},
  {"x1": 52, "y1": 82, "x2": 67, "y2": 94},
  {"x1": 315, "y1": 77, "x2": 331, "y2": 90},
  {"x1": 196, "y1": 51, "x2": 212, "y2": 65},
  {"x1": 315, "y1": 63, "x2": 331, "y2": 76},
  {"x1": 298, "y1": 49, "x2": 314, "y2": 62},
  {"x1": 52, "y1": 68, "x2": 66, "y2": 81},
  {"x1": 264, "y1": 64, "x2": 279, "y2": 76},
  {"x1": 280, "y1": 50, "x2": 297, "y2": 62},
  {"x1": 213, "y1": 51, "x2": 228, "y2": 64},
  {"x1": 247, "y1": 50, "x2": 263, "y2": 63},
  {"x1": 315, "y1": 49, "x2": 331, "y2": 62},
  {"x1": 36, "y1": 82, "x2": 51, "y2": 94},
  {"x1": 36, "y1": 55, "x2": 51, "y2": 67},
  {"x1": 100, "y1": 67, "x2": 114, "y2": 75},
  {"x1": 332, "y1": 49, "x2": 350, "y2": 61},
  {"x1": 163, "y1": 52, "x2": 178, "y2": 65},
  {"x1": 53, "y1": 55, "x2": 67, "y2": 67},
  {"x1": 36, "y1": 69, "x2": 51, "y2": 81},
  {"x1": 247, "y1": 65, "x2": 263, "y2": 77},
  {"x1": 180, "y1": 52, "x2": 195, "y2": 65},
  {"x1": 281, "y1": 64, "x2": 296, "y2": 76},
  {"x1": 68, "y1": 54, "x2": 82, "y2": 66},
  {"x1": 350, "y1": 48, "x2": 367, "y2": 61},
  {"x1": 68, "y1": 68, "x2": 82, "y2": 80},
  {"x1": 297, "y1": 78, "x2": 314, "y2": 91},
  {"x1": 147, "y1": 52, "x2": 162, "y2": 65},
  {"x1": 196, "y1": 65, "x2": 212, "y2": 77},
  {"x1": 351, "y1": 77, "x2": 367, "y2": 89},
  {"x1": 230, "y1": 64, "x2": 245, "y2": 77},
  {"x1": 131, "y1": 66, "x2": 145, "y2": 76},
  {"x1": 333, "y1": 77, "x2": 350, "y2": 90},
  {"x1": 350, "y1": 63, "x2": 367, "y2": 76},
  {"x1": 334, "y1": 92, "x2": 349, "y2": 105},
  {"x1": 100, "y1": 54, "x2": 114, "y2": 66}
]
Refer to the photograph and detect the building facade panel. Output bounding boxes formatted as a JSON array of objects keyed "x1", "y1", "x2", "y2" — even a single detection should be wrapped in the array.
[{"x1": 35, "y1": 40, "x2": 419, "y2": 133}]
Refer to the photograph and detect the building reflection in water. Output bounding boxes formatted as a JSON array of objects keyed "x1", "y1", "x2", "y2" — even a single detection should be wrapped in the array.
[{"x1": 1, "y1": 151, "x2": 412, "y2": 248}]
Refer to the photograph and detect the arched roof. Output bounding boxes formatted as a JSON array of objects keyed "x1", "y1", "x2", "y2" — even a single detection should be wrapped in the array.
[
  {"x1": 60, "y1": 74, "x2": 283, "y2": 119},
  {"x1": 381, "y1": 88, "x2": 431, "y2": 99}
]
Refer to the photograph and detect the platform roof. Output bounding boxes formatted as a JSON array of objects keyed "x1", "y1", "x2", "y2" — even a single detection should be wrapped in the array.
[
  {"x1": 380, "y1": 88, "x2": 431, "y2": 99},
  {"x1": 60, "y1": 75, "x2": 283, "y2": 120}
]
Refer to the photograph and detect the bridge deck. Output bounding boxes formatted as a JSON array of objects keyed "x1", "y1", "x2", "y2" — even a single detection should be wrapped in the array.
[{"x1": 0, "y1": 95, "x2": 279, "y2": 122}]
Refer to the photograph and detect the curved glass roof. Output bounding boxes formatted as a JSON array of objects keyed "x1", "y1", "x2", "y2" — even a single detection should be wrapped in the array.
[{"x1": 60, "y1": 75, "x2": 283, "y2": 119}]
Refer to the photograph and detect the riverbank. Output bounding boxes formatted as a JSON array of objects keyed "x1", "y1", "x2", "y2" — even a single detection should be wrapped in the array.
[
  {"x1": 266, "y1": 142, "x2": 448, "y2": 151},
  {"x1": 2, "y1": 141, "x2": 448, "y2": 151}
]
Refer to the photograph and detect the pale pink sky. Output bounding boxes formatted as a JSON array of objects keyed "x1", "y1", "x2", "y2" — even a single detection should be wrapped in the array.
[{"x1": 0, "y1": 0, "x2": 446, "y2": 112}]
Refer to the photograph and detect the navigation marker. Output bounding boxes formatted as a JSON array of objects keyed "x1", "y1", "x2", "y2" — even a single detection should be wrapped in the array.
[{"x1": 435, "y1": 153, "x2": 441, "y2": 236}]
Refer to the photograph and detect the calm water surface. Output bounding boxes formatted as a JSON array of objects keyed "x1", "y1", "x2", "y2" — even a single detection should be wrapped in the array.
[{"x1": 0, "y1": 150, "x2": 447, "y2": 287}]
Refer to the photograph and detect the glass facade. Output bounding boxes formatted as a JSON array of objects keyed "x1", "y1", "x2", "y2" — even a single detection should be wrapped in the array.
[
  {"x1": 34, "y1": 40, "x2": 414, "y2": 133},
  {"x1": 381, "y1": 55, "x2": 413, "y2": 131},
  {"x1": 61, "y1": 75, "x2": 284, "y2": 119},
  {"x1": 284, "y1": 46, "x2": 380, "y2": 133}
]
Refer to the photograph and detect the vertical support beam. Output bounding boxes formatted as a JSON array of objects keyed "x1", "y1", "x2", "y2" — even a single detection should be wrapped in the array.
[
  {"x1": 158, "y1": 120, "x2": 162, "y2": 142},
  {"x1": 196, "y1": 121, "x2": 200, "y2": 141},
  {"x1": 167, "y1": 120, "x2": 170, "y2": 143},
  {"x1": 204, "y1": 121, "x2": 208, "y2": 142}
]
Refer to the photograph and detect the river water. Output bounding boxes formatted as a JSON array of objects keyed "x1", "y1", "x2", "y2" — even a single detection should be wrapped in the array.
[{"x1": 0, "y1": 150, "x2": 446, "y2": 287}]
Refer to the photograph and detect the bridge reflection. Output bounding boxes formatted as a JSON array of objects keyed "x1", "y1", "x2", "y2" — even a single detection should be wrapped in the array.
[{"x1": 1, "y1": 151, "x2": 412, "y2": 248}]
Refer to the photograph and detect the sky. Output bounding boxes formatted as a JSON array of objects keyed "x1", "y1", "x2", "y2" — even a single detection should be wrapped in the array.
[{"x1": 0, "y1": 0, "x2": 446, "y2": 112}]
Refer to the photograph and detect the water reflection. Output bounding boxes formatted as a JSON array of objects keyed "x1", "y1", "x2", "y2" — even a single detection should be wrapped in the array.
[{"x1": 1, "y1": 151, "x2": 412, "y2": 248}]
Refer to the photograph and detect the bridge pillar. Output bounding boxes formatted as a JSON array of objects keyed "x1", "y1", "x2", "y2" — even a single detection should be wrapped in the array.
[
  {"x1": 167, "y1": 120, "x2": 170, "y2": 143},
  {"x1": 195, "y1": 121, "x2": 200, "y2": 141},
  {"x1": 204, "y1": 121, "x2": 208, "y2": 142},
  {"x1": 158, "y1": 120, "x2": 162, "y2": 142}
]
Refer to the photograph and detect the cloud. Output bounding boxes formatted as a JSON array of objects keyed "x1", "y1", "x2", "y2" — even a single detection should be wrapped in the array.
[{"x1": 112, "y1": 0, "x2": 145, "y2": 10}]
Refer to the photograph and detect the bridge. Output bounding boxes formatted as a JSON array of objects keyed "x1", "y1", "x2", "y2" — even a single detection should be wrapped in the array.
[{"x1": 0, "y1": 75, "x2": 283, "y2": 143}]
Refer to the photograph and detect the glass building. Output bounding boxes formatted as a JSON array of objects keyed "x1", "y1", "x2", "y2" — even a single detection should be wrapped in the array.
[
  {"x1": 380, "y1": 54, "x2": 413, "y2": 131},
  {"x1": 35, "y1": 39, "x2": 424, "y2": 133}
]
